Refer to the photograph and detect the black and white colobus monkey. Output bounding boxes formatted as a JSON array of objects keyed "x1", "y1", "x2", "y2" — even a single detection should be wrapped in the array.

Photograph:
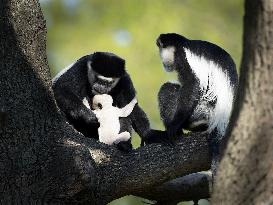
[
  {"x1": 52, "y1": 52, "x2": 161, "y2": 151},
  {"x1": 156, "y1": 33, "x2": 238, "y2": 175}
]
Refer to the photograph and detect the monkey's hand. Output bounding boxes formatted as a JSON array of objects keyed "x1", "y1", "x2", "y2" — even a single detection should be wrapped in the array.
[
  {"x1": 166, "y1": 121, "x2": 183, "y2": 141},
  {"x1": 143, "y1": 129, "x2": 173, "y2": 145},
  {"x1": 114, "y1": 140, "x2": 133, "y2": 153},
  {"x1": 70, "y1": 108, "x2": 99, "y2": 125}
]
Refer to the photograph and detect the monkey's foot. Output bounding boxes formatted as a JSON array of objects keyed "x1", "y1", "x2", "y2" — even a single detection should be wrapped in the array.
[
  {"x1": 114, "y1": 140, "x2": 133, "y2": 153},
  {"x1": 144, "y1": 130, "x2": 174, "y2": 146}
]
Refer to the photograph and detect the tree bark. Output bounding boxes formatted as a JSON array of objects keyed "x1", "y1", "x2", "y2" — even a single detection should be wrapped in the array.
[
  {"x1": 0, "y1": 0, "x2": 211, "y2": 204},
  {"x1": 212, "y1": 0, "x2": 273, "y2": 204}
]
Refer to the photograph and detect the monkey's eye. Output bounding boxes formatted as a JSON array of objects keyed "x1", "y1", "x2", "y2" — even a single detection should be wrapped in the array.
[{"x1": 98, "y1": 103, "x2": 102, "y2": 109}]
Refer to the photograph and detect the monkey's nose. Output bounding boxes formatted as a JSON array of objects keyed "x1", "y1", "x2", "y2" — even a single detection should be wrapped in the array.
[{"x1": 156, "y1": 38, "x2": 163, "y2": 47}]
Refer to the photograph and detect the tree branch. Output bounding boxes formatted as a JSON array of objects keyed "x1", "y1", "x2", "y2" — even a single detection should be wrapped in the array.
[
  {"x1": 138, "y1": 172, "x2": 211, "y2": 204},
  {"x1": 62, "y1": 132, "x2": 211, "y2": 204},
  {"x1": 92, "y1": 134, "x2": 210, "y2": 204}
]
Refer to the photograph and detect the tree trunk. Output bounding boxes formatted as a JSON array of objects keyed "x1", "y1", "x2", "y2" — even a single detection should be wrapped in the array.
[{"x1": 212, "y1": 0, "x2": 273, "y2": 204}]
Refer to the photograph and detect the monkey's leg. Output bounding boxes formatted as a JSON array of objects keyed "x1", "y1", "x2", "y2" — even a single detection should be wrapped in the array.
[
  {"x1": 114, "y1": 132, "x2": 131, "y2": 144},
  {"x1": 208, "y1": 129, "x2": 221, "y2": 184},
  {"x1": 114, "y1": 124, "x2": 133, "y2": 152},
  {"x1": 141, "y1": 82, "x2": 181, "y2": 145},
  {"x1": 158, "y1": 82, "x2": 181, "y2": 128}
]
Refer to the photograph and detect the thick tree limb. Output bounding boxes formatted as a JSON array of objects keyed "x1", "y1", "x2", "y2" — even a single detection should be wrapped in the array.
[
  {"x1": 138, "y1": 172, "x2": 211, "y2": 204},
  {"x1": 0, "y1": 0, "x2": 212, "y2": 204},
  {"x1": 92, "y1": 134, "x2": 210, "y2": 204}
]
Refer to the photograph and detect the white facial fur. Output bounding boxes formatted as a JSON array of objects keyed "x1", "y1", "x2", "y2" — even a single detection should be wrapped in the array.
[
  {"x1": 97, "y1": 75, "x2": 114, "y2": 82},
  {"x1": 160, "y1": 46, "x2": 176, "y2": 72},
  {"x1": 184, "y1": 48, "x2": 234, "y2": 138}
]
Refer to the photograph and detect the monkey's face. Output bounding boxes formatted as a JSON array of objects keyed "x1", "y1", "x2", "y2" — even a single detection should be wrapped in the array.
[
  {"x1": 87, "y1": 52, "x2": 125, "y2": 94},
  {"x1": 93, "y1": 76, "x2": 120, "y2": 94},
  {"x1": 159, "y1": 46, "x2": 176, "y2": 72},
  {"x1": 156, "y1": 33, "x2": 185, "y2": 72},
  {"x1": 92, "y1": 94, "x2": 113, "y2": 110},
  {"x1": 88, "y1": 65, "x2": 120, "y2": 94}
]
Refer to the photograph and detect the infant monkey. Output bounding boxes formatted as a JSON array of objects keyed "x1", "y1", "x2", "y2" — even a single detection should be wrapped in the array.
[{"x1": 92, "y1": 94, "x2": 137, "y2": 145}]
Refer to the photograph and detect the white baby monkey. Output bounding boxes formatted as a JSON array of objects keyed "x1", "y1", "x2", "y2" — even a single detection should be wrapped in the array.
[{"x1": 92, "y1": 94, "x2": 137, "y2": 145}]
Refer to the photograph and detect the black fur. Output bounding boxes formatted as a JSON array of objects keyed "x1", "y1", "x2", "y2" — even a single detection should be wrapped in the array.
[
  {"x1": 52, "y1": 52, "x2": 158, "y2": 150},
  {"x1": 91, "y1": 52, "x2": 126, "y2": 77},
  {"x1": 156, "y1": 33, "x2": 238, "y2": 176}
]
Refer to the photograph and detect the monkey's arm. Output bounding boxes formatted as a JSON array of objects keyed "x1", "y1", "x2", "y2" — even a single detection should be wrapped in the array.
[
  {"x1": 130, "y1": 104, "x2": 151, "y2": 137},
  {"x1": 120, "y1": 77, "x2": 151, "y2": 139},
  {"x1": 166, "y1": 82, "x2": 200, "y2": 139},
  {"x1": 130, "y1": 106, "x2": 171, "y2": 145},
  {"x1": 54, "y1": 86, "x2": 98, "y2": 124},
  {"x1": 118, "y1": 76, "x2": 168, "y2": 144},
  {"x1": 119, "y1": 97, "x2": 137, "y2": 117}
]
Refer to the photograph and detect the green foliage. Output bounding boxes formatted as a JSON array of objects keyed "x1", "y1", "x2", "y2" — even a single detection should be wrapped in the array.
[{"x1": 41, "y1": 0, "x2": 243, "y2": 204}]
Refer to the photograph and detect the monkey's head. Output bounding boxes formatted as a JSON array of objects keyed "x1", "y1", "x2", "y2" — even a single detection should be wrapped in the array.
[
  {"x1": 87, "y1": 52, "x2": 126, "y2": 94},
  {"x1": 156, "y1": 33, "x2": 187, "y2": 72},
  {"x1": 92, "y1": 94, "x2": 113, "y2": 110}
]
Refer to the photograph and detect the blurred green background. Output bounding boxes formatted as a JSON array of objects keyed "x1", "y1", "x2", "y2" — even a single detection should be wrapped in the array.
[{"x1": 40, "y1": 0, "x2": 243, "y2": 204}]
